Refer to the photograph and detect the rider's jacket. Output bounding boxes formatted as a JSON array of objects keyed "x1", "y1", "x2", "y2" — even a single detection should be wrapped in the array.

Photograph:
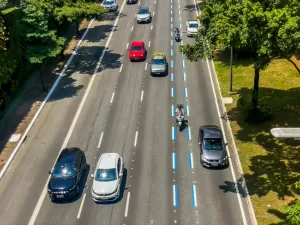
[{"x1": 176, "y1": 108, "x2": 185, "y2": 116}]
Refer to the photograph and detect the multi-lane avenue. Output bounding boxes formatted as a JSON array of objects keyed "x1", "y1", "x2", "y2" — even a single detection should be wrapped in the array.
[{"x1": 0, "y1": 0, "x2": 256, "y2": 224}]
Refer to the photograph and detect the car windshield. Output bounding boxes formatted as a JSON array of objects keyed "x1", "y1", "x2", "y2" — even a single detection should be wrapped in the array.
[
  {"x1": 152, "y1": 58, "x2": 165, "y2": 65},
  {"x1": 95, "y1": 169, "x2": 117, "y2": 182},
  {"x1": 203, "y1": 138, "x2": 223, "y2": 150},
  {"x1": 189, "y1": 24, "x2": 198, "y2": 28},
  {"x1": 138, "y1": 8, "x2": 149, "y2": 14},
  {"x1": 131, "y1": 46, "x2": 143, "y2": 51},
  {"x1": 52, "y1": 164, "x2": 75, "y2": 178},
  {"x1": 105, "y1": 1, "x2": 114, "y2": 5}
]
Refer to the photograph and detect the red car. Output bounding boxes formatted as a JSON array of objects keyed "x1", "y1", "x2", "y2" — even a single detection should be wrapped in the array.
[{"x1": 129, "y1": 41, "x2": 147, "y2": 61}]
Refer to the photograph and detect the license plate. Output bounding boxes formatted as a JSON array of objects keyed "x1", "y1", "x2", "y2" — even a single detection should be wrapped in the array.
[
  {"x1": 211, "y1": 163, "x2": 219, "y2": 167},
  {"x1": 56, "y1": 195, "x2": 64, "y2": 198},
  {"x1": 156, "y1": 73, "x2": 160, "y2": 74}
]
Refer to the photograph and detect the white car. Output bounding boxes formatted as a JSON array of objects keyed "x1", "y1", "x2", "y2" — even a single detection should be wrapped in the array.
[
  {"x1": 103, "y1": 0, "x2": 118, "y2": 11},
  {"x1": 91, "y1": 153, "x2": 124, "y2": 202},
  {"x1": 186, "y1": 20, "x2": 199, "y2": 37}
]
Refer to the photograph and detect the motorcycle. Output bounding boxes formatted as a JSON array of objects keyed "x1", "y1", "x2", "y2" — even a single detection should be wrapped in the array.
[
  {"x1": 176, "y1": 115, "x2": 184, "y2": 127},
  {"x1": 175, "y1": 30, "x2": 180, "y2": 41}
]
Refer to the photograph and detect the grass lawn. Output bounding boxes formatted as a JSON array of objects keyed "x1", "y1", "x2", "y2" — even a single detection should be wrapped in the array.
[{"x1": 213, "y1": 52, "x2": 300, "y2": 225}]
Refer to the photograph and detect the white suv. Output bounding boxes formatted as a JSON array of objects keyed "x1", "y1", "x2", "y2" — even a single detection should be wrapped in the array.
[
  {"x1": 91, "y1": 153, "x2": 124, "y2": 202},
  {"x1": 186, "y1": 20, "x2": 199, "y2": 37}
]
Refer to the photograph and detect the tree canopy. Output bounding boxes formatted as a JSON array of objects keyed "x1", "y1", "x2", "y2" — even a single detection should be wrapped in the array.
[
  {"x1": 180, "y1": 0, "x2": 300, "y2": 109},
  {"x1": 54, "y1": 2, "x2": 106, "y2": 33},
  {"x1": 18, "y1": 1, "x2": 65, "y2": 64}
]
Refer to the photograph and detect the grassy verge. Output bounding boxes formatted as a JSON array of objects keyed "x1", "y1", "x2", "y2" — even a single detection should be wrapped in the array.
[{"x1": 214, "y1": 52, "x2": 300, "y2": 225}]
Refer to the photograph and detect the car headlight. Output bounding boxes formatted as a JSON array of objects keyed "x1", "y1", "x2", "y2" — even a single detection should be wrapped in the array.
[
  {"x1": 201, "y1": 155, "x2": 209, "y2": 162},
  {"x1": 110, "y1": 187, "x2": 119, "y2": 195},
  {"x1": 220, "y1": 156, "x2": 228, "y2": 162}
]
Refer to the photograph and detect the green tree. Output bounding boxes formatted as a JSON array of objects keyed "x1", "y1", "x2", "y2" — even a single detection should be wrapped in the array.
[
  {"x1": 0, "y1": 12, "x2": 15, "y2": 85},
  {"x1": 54, "y1": 2, "x2": 106, "y2": 34},
  {"x1": 18, "y1": 1, "x2": 65, "y2": 64},
  {"x1": 180, "y1": 0, "x2": 300, "y2": 110}
]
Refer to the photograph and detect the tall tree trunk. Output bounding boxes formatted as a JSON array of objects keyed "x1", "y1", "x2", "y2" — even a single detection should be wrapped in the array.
[
  {"x1": 75, "y1": 20, "x2": 79, "y2": 35},
  {"x1": 251, "y1": 67, "x2": 260, "y2": 108}
]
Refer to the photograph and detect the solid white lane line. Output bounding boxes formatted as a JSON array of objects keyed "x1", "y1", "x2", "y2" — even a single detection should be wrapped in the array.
[
  {"x1": 131, "y1": 26, "x2": 134, "y2": 31},
  {"x1": 110, "y1": 92, "x2": 115, "y2": 104},
  {"x1": 148, "y1": 41, "x2": 151, "y2": 48},
  {"x1": 206, "y1": 59, "x2": 248, "y2": 225},
  {"x1": 153, "y1": 11, "x2": 155, "y2": 16},
  {"x1": 97, "y1": 132, "x2": 104, "y2": 148},
  {"x1": 77, "y1": 193, "x2": 86, "y2": 219},
  {"x1": 126, "y1": 42, "x2": 129, "y2": 49},
  {"x1": 28, "y1": 0, "x2": 127, "y2": 224},
  {"x1": 125, "y1": 192, "x2": 131, "y2": 217},
  {"x1": 145, "y1": 62, "x2": 148, "y2": 70},
  {"x1": 140, "y1": 90, "x2": 144, "y2": 101},
  {"x1": 192, "y1": 185, "x2": 197, "y2": 207},
  {"x1": 134, "y1": 131, "x2": 138, "y2": 147},
  {"x1": 151, "y1": 25, "x2": 153, "y2": 30},
  {"x1": 119, "y1": 64, "x2": 123, "y2": 72}
]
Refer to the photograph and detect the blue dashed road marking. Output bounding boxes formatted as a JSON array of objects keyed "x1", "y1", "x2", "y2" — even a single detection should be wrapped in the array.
[
  {"x1": 171, "y1": 73, "x2": 174, "y2": 81},
  {"x1": 184, "y1": 88, "x2": 188, "y2": 98},
  {"x1": 171, "y1": 87, "x2": 175, "y2": 97},
  {"x1": 172, "y1": 126, "x2": 176, "y2": 140},
  {"x1": 173, "y1": 185, "x2": 179, "y2": 207},
  {"x1": 171, "y1": 60, "x2": 174, "y2": 68}
]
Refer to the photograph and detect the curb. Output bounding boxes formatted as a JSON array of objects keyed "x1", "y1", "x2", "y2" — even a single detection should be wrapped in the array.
[
  {"x1": 0, "y1": 19, "x2": 95, "y2": 180},
  {"x1": 209, "y1": 60, "x2": 258, "y2": 225}
]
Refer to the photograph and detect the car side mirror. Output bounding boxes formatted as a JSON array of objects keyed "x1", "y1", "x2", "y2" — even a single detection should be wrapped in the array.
[{"x1": 48, "y1": 171, "x2": 51, "y2": 174}]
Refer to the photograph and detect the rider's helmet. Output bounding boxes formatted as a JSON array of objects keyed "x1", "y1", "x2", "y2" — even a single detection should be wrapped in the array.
[
  {"x1": 179, "y1": 104, "x2": 183, "y2": 109},
  {"x1": 175, "y1": 26, "x2": 178, "y2": 29}
]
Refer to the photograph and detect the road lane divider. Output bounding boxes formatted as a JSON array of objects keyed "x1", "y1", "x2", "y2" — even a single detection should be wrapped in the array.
[
  {"x1": 171, "y1": 87, "x2": 175, "y2": 97},
  {"x1": 184, "y1": 88, "x2": 188, "y2": 98},
  {"x1": 27, "y1": 0, "x2": 127, "y2": 222},
  {"x1": 171, "y1": 10, "x2": 173, "y2": 15},
  {"x1": 182, "y1": 60, "x2": 185, "y2": 68},
  {"x1": 185, "y1": 105, "x2": 189, "y2": 116},
  {"x1": 131, "y1": 26, "x2": 133, "y2": 31},
  {"x1": 124, "y1": 192, "x2": 131, "y2": 217},
  {"x1": 182, "y1": 72, "x2": 186, "y2": 81},
  {"x1": 145, "y1": 62, "x2": 148, "y2": 70},
  {"x1": 171, "y1": 73, "x2": 174, "y2": 81},
  {"x1": 153, "y1": 11, "x2": 155, "y2": 16},
  {"x1": 110, "y1": 92, "x2": 115, "y2": 104},
  {"x1": 172, "y1": 105, "x2": 175, "y2": 116},
  {"x1": 173, "y1": 185, "x2": 179, "y2": 207},
  {"x1": 119, "y1": 64, "x2": 123, "y2": 72},
  {"x1": 171, "y1": 17, "x2": 173, "y2": 22},
  {"x1": 188, "y1": 152, "x2": 194, "y2": 170},
  {"x1": 172, "y1": 153, "x2": 177, "y2": 170},
  {"x1": 171, "y1": 31, "x2": 173, "y2": 36},
  {"x1": 171, "y1": 39, "x2": 173, "y2": 46},
  {"x1": 97, "y1": 132, "x2": 104, "y2": 148},
  {"x1": 134, "y1": 131, "x2": 138, "y2": 147},
  {"x1": 126, "y1": 42, "x2": 129, "y2": 49},
  {"x1": 171, "y1": 4, "x2": 172, "y2": 9},
  {"x1": 140, "y1": 90, "x2": 144, "y2": 101},
  {"x1": 186, "y1": 127, "x2": 191, "y2": 140},
  {"x1": 171, "y1": 49, "x2": 174, "y2": 56},
  {"x1": 151, "y1": 25, "x2": 153, "y2": 30},
  {"x1": 77, "y1": 193, "x2": 86, "y2": 219},
  {"x1": 171, "y1": 23, "x2": 173, "y2": 28},
  {"x1": 171, "y1": 60, "x2": 174, "y2": 68},
  {"x1": 172, "y1": 126, "x2": 176, "y2": 140},
  {"x1": 148, "y1": 41, "x2": 151, "y2": 48},
  {"x1": 179, "y1": 23, "x2": 181, "y2": 29},
  {"x1": 154, "y1": 0, "x2": 156, "y2": 4},
  {"x1": 191, "y1": 185, "x2": 197, "y2": 207}
]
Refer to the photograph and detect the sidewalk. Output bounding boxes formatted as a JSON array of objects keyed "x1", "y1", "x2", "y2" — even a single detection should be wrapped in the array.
[{"x1": 0, "y1": 19, "x2": 90, "y2": 171}]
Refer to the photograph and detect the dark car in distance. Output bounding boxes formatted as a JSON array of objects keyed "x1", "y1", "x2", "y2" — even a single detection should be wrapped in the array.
[
  {"x1": 48, "y1": 147, "x2": 87, "y2": 201},
  {"x1": 127, "y1": 0, "x2": 138, "y2": 4},
  {"x1": 198, "y1": 125, "x2": 228, "y2": 168}
]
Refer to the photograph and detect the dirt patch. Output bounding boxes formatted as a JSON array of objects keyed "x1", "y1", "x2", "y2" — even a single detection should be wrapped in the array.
[{"x1": 0, "y1": 19, "x2": 90, "y2": 172}]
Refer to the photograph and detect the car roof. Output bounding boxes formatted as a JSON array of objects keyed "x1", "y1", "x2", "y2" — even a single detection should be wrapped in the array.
[
  {"x1": 131, "y1": 41, "x2": 144, "y2": 46},
  {"x1": 57, "y1": 148, "x2": 79, "y2": 164},
  {"x1": 188, "y1": 20, "x2": 198, "y2": 24},
  {"x1": 201, "y1": 126, "x2": 222, "y2": 139},
  {"x1": 152, "y1": 56, "x2": 165, "y2": 59},
  {"x1": 139, "y1": 7, "x2": 149, "y2": 10},
  {"x1": 97, "y1": 153, "x2": 119, "y2": 169}
]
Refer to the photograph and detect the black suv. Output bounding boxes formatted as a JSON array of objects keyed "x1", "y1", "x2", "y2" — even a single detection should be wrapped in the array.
[{"x1": 48, "y1": 147, "x2": 86, "y2": 201}]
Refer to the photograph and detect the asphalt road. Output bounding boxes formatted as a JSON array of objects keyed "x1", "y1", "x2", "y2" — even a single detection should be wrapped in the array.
[{"x1": 0, "y1": 0, "x2": 256, "y2": 224}]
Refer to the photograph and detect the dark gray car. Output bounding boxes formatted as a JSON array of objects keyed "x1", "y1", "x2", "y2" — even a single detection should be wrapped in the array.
[{"x1": 198, "y1": 125, "x2": 228, "y2": 168}]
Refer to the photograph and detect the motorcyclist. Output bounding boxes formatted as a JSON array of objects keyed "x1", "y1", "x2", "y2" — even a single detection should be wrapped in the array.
[
  {"x1": 176, "y1": 104, "x2": 185, "y2": 124},
  {"x1": 174, "y1": 26, "x2": 180, "y2": 36}
]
